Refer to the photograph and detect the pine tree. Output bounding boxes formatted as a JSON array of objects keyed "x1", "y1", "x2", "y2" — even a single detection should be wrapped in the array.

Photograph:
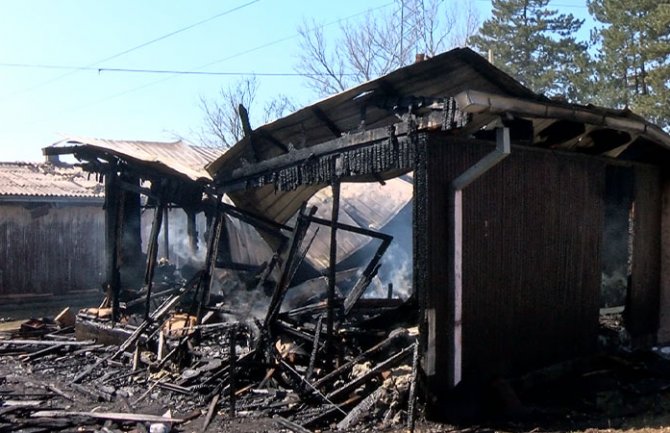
[
  {"x1": 469, "y1": 0, "x2": 590, "y2": 102},
  {"x1": 588, "y1": 0, "x2": 670, "y2": 129}
]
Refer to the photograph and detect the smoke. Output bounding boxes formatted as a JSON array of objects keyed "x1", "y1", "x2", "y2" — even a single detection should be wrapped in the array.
[
  {"x1": 209, "y1": 268, "x2": 272, "y2": 320},
  {"x1": 141, "y1": 209, "x2": 208, "y2": 272}
]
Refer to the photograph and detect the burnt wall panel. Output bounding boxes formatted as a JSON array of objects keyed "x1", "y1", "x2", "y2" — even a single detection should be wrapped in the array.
[
  {"x1": 627, "y1": 165, "x2": 661, "y2": 341},
  {"x1": 0, "y1": 203, "x2": 105, "y2": 299},
  {"x1": 422, "y1": 135, "x2": 605, "y2": 387}
]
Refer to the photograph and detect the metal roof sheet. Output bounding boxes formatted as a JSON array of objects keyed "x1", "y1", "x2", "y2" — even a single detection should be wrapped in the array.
[
  {"x1": 303, "y1": 176, "x2": 413, "y2": 270},
  {"x1": 0, "y1": 162, "x2": 104, "y2": 200},
  {"x1": 45, "y1": 136, "x2": 223, "y2": 182}
]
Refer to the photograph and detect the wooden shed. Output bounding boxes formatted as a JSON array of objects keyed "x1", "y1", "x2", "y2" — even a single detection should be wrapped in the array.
[
  {"x1": 0, "y1": 162, "x2": 105, "y2": 304},
  {"x1": 206, "y1": 47, "x2": 670, "y2": 402}
]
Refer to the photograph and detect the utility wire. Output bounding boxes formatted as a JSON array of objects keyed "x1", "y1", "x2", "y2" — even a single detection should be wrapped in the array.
[
  {"x1": 0, "y1": 62, "x2": 358, "y2": 77},
  {"x1": 0, "y1": 0, "x2": 260, "y2": 101},
  {"x1": 44, "y1": 2, "x2": 395, "y2": 115}
]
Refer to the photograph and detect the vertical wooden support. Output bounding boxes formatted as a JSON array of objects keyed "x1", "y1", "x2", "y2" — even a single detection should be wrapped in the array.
[
  {"x1": 264, "y1": 205, "x2": 314, "y2": 328},
  {"x1": 196, "y1": 207, "x2": 224, "y2": 324},
  {"x1": 144, "y1": 203, "x2": 166, "y2": 320},
  {"x1": 627, "y1": 165, "x2": 661, "y2": 345},
  {"x1": 658, "y1": 175, "x2": 670, "y2": 343},
  {"x1": 186, "y1": 210, "x2": 198, "y2": 254},
  {"x1": 163, "y1": 206, "x2": 170, "y2": 261},
  {"x1": 104, "y1": 169, "x2": 121, "y2": 322},
  {"x1": 229, "y1": 326, "x2": 237, "y2": 417},
  {"x1": 119, "y1": 174, "x2": 143, "y2": 289},
  {"x1": 327, "y1": 160, "x2": 341, "y2": 359}
]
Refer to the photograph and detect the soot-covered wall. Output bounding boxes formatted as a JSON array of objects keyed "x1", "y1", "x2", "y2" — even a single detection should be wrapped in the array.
[{"x1": 417, "y1": 135, "x2": 605, "y2": 390}]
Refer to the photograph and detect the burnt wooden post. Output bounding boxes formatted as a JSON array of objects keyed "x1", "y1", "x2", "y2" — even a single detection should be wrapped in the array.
[
  {"x1": 144, "y1": 202, "x2": 166, "y2": 320},
  {"x1": 119, "y1": 174, "x2": 143, "y2": 289},
  {"x1": 326, "y1": 158, "x2": 341, "y2": 359},
  {"x1": 186, "y1": 210, "x2": 198, "y2": 254},
  {"x1": 229, "y1": 325, "x2": 237, "y2": 417},
  {"x1": 104, "y1": 168, "x2": 121, "y2": 322},
  {"x1": 196, "y1": 200, "x2": 224, "y2": 325},
  {"x1": 264, "y1": 204, "x2": 314, "y2": 328},
  {"x1": 162, "y1": 206, "x2": 170, "y2": 261}
]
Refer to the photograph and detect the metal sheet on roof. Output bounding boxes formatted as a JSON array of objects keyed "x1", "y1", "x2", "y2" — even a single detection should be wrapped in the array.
[
  {"x1": 45, "y1": 136, "x2": 223, "y2": 182},
  {"x1": 303, "y1": 176, "x2": 413, "y2": 270},
  {"x1": 0, "y1": 162, "x2": 104, "y2": 200}
]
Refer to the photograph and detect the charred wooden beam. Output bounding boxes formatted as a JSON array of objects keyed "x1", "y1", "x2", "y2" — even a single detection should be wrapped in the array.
[
  {"x1": 186, "y1": 209, "x2": 199, "y2": 254},
  {"x1": 116, "y1": 178, "x2": 157, "y2": 200},
  {"x1": 312, "y1": 328, "x2": 410, "y2": 389},
  {"x1": 220, "y1": 201, "x2": 292, "y2": 234},
  {"x1": 326, "y1": 344, "x2": 414, "y2": 402},
  {"x1": 258, "y1": 129, "x2": 290, "y2": 153},
  {"x1": 343, "y1": 234, "x2": 392, "y2": 315},
  {"x1": 305, "y1": 314, "x2": 324, "y2": 381},
  {"x1": 104, "y1": 168, "x2": 121, "y2": 322},
  {"x1": 195, "y1": 207, "x2": 224, "y2": 324},
  {"x1": 144, "y1": 202, "x2": 166, "y2": 320},
  {"x1": 229, "y1": 326, "x2": 237, "y2": 417},
  {"x1": 326, "y1": 169, "x2": 340, "y2": 360},
  {"x1": 407, "y1": 341, "x2": 420, "y2": 432},
  {"x1": 264, "y1": 205, "x2": 316, "y2": 328}
]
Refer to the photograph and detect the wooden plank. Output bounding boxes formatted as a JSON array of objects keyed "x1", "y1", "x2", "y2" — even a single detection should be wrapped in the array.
[
  {"x1": 628, "y1": 165, "x2": 662, "y2": 342},
  {"x1": 657, "y1": 176, "x2": 670, "y2": 343},
  {"x1": 31, "y1": 410, "x2": 184, "y2": 424}
]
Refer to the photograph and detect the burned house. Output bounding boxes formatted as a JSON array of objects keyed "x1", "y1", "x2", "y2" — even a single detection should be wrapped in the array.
[
  {"x1": 12, "y1": 47, "x2": 670, "y2": 431},
  {"x1": 205, "y1": 47, "x2": 670, "y2": 400},
  {"x1": 0, "y1": 161, "x2": 104, "y2": 306}
]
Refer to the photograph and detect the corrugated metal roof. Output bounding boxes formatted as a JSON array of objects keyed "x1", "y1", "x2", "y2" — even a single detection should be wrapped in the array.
[
  {"x1": 45, "y1": 136, "x2": 223, "y2": 182},
  {"x1": 304, "y1": 176, "x2": 413, "y2": 270},
  {"x1": 0, "y1": 162, "x2": 104, "y2": 200}
]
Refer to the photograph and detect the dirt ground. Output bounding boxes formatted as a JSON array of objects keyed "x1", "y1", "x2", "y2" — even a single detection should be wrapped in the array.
[
  {"x1": 4, "y1": 311, "x2": 670, "y2": 433},
  {"x1": 4, "y1": 350, "x2": 670, "y2": 433}
]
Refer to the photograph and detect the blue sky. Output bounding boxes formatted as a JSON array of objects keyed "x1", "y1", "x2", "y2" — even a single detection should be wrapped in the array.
[{"x1": 0, "y1": 0, "x2": 591, "y2": 162}]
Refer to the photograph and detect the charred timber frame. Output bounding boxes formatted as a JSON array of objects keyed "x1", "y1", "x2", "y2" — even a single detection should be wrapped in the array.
[{"x1": 215, "y1": 109, "x2": 469, "y2": 193}]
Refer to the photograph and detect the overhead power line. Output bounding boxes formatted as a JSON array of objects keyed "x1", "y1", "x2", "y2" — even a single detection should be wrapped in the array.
[
  {"x1": 0, "y1": 62, "x2": 357, "y2": 77},
  {"x1": 44, "y1": 3, "x2": 395, "y2": 114},
  {"x1": 0, "y1": 0, "x2": 261, "y2": 101}
]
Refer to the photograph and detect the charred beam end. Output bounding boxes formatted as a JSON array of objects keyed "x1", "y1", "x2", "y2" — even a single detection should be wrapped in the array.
[
  {"x1": 239, "y1": 103, "x2": 289, "y2": 154},
  {"x1": 312, "y1": 106, "x2": 342, "y2": 137}
]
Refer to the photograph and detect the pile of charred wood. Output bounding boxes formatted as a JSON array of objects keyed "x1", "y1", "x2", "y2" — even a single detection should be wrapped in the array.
[{"x1": 0, "y1": 211, "x2": 421, "y2": 433}]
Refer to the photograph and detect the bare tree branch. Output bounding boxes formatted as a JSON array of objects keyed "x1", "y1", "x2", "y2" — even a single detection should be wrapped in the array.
[{"x1": 296, "y1": 0, "x2": 480, "y2": 97}]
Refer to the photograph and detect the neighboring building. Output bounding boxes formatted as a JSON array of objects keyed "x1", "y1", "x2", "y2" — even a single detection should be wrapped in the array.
[{"x1": 0, "y1": 161, "x2": 105, "y2": 302}]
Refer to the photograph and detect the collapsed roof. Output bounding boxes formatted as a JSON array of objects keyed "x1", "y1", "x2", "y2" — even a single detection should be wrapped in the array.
[
  {"x1": 207, "y1": 47, "x2": 670, "y2": 225},
  {"x1": 44, "y1": 136, "x2": 223, "y2": 183}
]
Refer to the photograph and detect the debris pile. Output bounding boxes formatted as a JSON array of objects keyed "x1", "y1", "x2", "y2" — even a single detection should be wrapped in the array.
[{"x1": 0, "y1": 213, "x2": 422, "y2": 433}]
